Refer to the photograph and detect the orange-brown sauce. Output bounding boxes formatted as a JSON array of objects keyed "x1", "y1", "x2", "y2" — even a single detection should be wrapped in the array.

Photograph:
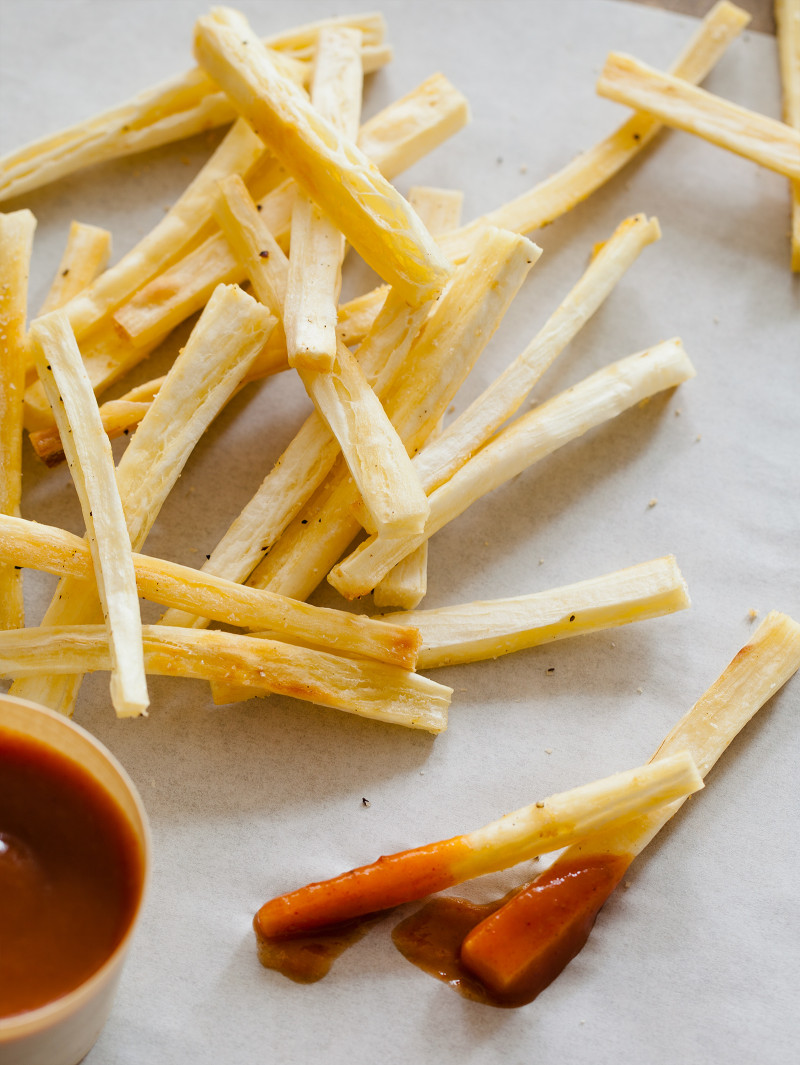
[
  {"x1": 392, "y1": 854, "x2": 630, "y2": 1008},
  {"x1": 254, "y1": 912, "x2": 384, "y2": 983},
  {"x1": 0, "y1": 729, "x2": 144, "y2": 1018}
]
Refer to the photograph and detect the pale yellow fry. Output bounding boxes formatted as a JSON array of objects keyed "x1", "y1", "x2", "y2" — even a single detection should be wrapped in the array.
[
  {"x1": 12, "y1": 284, "x2": 276, "y2": 715},
  {"x1": 413, "y1": 213, "x2": 662, "y2": 497},
  {"x1": 330, "y1": 339, "x2": 696, "y2": 599},
  {"x1": 113, "y1": 73, "x2": 469, "y2": 348},
  {"x1": 0, "y1": 15, "x2": 390, "y2": 201},
  {"x1": 0, "y1": 513, "x2": 420, "y2": 670},
  {"x1": 285, "y1": 27, "x2": 364, "y2": 370},
  {"x1": 38, "y1": 222, "x2": 112, "y2": 315},
  {"x1": 378, "y1": 556, "x2": 689, "y2": 669},
  {"x1": 62, "y1": 118, "x2": 266, "y2": 341},
  {"x1": 0, "y1": 625, "x2": 450, "y2": 734},
  {"x1": 597, "y1": 52, "x2": 800, "y2": 180},
  {"x1": 29, "y1": 312, "x2": 148, "y2": 717},
  {"x1": 439, "y1": 1, "x2": 750, "y2": 264},
  {"x1": 0, "y1": 209, "x2": 36, "y2": 630},
  {"x1": 557, "y1": 611, "x2": 800, "y2": 865},
  {"x1": 194, "y1": 7, "x2": 452, "y2": 305},
  {"x1": 776, "y1": 0, "x2": 800, "y2": 270}
]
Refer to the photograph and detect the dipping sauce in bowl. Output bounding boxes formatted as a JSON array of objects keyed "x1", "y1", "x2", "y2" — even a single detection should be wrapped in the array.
[{"x1": 0, "y1": 695, "x2": 149, "y2": 1065}]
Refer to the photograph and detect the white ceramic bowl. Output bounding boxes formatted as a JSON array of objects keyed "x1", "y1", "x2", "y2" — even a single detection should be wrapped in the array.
[{"x1": 0, "y1": 694, "x2": 150, "y2": 1065}]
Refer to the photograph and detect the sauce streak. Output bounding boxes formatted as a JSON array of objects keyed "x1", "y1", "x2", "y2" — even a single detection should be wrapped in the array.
[
  {"x1": 0, "y1": 729, "x2": 144, "y2": 1018},
  {"x1": 393, "y1": 854, "x2": 630, "y2": 1007},
  {"x1": 254, "y1": 912, "x2": 383, "y2": 984}
]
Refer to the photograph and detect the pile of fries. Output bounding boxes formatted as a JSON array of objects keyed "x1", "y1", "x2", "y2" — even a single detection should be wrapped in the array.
[{"x1": 2, "y1": 0, "x2": 799, "y2": 1012}]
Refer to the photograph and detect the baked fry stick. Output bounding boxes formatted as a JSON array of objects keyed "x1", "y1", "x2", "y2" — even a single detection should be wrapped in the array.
[
  {"x1": 776, "y1": 0, "x2": 800, "y2": 269},
  {"x1": 285, "y1": 27, "x2": 363, "y2": 370},
  {"x1": 377, "y1": 556, "x2": 689, "y2": 668},
  {"x1": 460, "y1": 611, "x2": 800, "y2": 998},
  {"x1": 29, "y1": 312, "x2": 148, "y2": 717},
  {"x1": 0, "y1": 209, "x2": 36, "y2": 629},
  {"x1": 254, "y1": 752, "x2": 702, "y2": 938},
  {"x1": 113, "y1": 73, "x2": 468, "y2": 347},
  {"x1": 329, "y1": 339, "x2": 695, "y2": 599},
  {"x1": 0, "y1": 625, "x2": 449, "y2": 734},
  {"x1": 38, "y1": 221, "x2": 112, "y2": 315},
  {"x1": 439, "y1": 1, "x2": 749, "y2": 263},
  {"x1": 194, "y1": 7, "x2": 452, "y2": 305},
  {"x1": 0, "y1": 14, "x2": 390, "y2": 201},
  {"x1": 11, "y1": 284, "x2": 276, "y2": 715},
  {"x1": 596, "y1": 52, "x2": 800, "y2": 180}
]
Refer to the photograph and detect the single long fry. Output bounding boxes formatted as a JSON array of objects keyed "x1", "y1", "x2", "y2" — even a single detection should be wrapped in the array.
[
  {"x1": 113, "y1": 73, "x2": 468, "y2": 348},
  {"x1": 29, "y1": 312, "x2": 148, "y2": 717},
  {"x1": 460, "y1": 611, "x2": 800, "y2": 998},
  {"x1": 38, "y1": 221, "x2": 112, "y2": 315},
  {"x1": 0, "y1": 14, "x2": 391, "y2": 202},
  {"x1": 0, "y1": 513, "x2": 419, "y2": 669},
  {"x1": 776, "y1": 0, "x2": 800, "y2": 270},
  {"x1": 0, "y1": 624, "x2": 449, "y2": 733},
  {"x1": 439, "y1": 1, "x2": 749, "y2": 264},
  {"x1": 329, "y1": 339, "x2": 695, "y2": 599},
  {"x1": 378, "y1": 556, "x2": 689, "y2": 669},
  {"x1": 285, "y1": 27, "x2": 363, "y2": 370},
  {"x1": 596, "y1": 52, "x2": 800, "y2": 181},
  {"x1": 0, "y1": 209, "x2": 36, "y2": 629},
  {"x1": 254, "y1": 752, "x2": 702, "y2": 938},
  {"x1": 12, "y1": 284, "x2": 276, "y2": 715},
  {"x1": 194, "y1": 7, "x2": 452, "y2": 305},
  {"x1": 413, "y1": 213, "x2": 661, "y2": 497}
]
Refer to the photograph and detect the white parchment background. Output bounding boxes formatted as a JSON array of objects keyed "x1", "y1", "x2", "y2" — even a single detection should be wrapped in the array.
[{"x1": 1, "y1": 2, "x2": 798, "y2": 1063}]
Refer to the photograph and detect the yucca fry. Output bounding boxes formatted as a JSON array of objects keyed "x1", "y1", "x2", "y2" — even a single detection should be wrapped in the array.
[
  {"x1": 0, "y1": 14, "x2": 391, "y2": 202},
  {"x1": 329, "y1": 339, "x2": 696, "y2": 599},
  {"x1": 0, "y1": 625, "x2": 449, "y2": 733},
  {"x1": 254, "y1": 752, "x2": 702, "y2": 938},
  {"x1": 114, "y1": 72, "x2": 469, "y2": 348},
  {"x1": 413, "y1": 213, "x2": 662, "y2": 497},
  {"x1": 61, "y1": 118, "x2": 266, "y2": 343},
  {"x1": 29, "y1": 311, "x2": 148, "y2": 718},
  {"x1": 38, "y1": 222, "x2": 112, "y2": 316},
  {"x1": 285, "y1": 27, "x2": 364, "y2": 371},
  {"x1": 377, "y1": 556, "x2": 689, "y2": 669},
  {"x1": 776, "y1": 0, "x2": 800, "y2": 270},
  {"x1": 373, "y1": 186, "x2": 465, "y2": 609},
  {"x1": 460, "y1": 611, "x2": 800, "y2": 997},
  {"x1": 0, "y1": 514, "x2": 420, "y2": 669},
  {"x1": 194, "y1": 7, "x2": 452, "y2": 305},
  {"x1": 0, "y1": 209, "x2": 36, "y2": 630},
  {"x1": 215, "y1": 174, "x2": 431, "y2": 538},
  {"x1": 439, "y1": 1, "x2": 749, "y2": 264},
  {"x1": 596, "y1": 52, "x2": 800, "y2": 181},
  {"x1": 12, "y1": 284, "x2": 276, "y2": 715}
]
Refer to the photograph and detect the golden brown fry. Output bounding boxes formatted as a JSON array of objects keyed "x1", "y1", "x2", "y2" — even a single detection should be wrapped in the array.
[{"x1": 776, "y1": 0, "x2": 800, "y2": 269}]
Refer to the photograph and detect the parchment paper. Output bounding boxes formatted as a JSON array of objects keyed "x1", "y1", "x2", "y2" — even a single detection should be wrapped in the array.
[{"x1": 1, "y1": 2, "x2": 798, "y2": 1063}]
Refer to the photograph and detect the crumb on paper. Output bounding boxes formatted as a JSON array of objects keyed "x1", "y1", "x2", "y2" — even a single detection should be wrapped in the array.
[
  {"x1": 546, "y1": 667, "x2": 555, "y2": 675},
  {"x1": 637, "y1": 687, "x2": 643, "y2": 694},
  {"x1": 538, "y1": 558, "x2": 544, "y2": 566},
  {"x1": 545, "y1": 747, "x2": 553, "y2": 755},
  {"x1": 674, "y1": 408, "x2": 681, "y2": 416},
  {"x1": 610, "y1": 641, "x2": 616, "y2": 648},
  {"x1": 748, "y1": 608, "x2": 759, "y2": 621},
  {"x1": 648, "y1": 498, "x2": 657, "y2": 508},
  {"x1": 519, "y1": 163, "x2": 528, "y2": 173},
  {"x1": 362, "y1": 797, "x2": 371, "y2": 807},
  {"x1": 623, "y1": 881, "x2": 632, "y2": 890},
  {"x1": 695, "y1": 434, "x2": 702, "y2": 443},
  {"x1": 713, "y1": 316, "x2": 720, "y2": 324}
]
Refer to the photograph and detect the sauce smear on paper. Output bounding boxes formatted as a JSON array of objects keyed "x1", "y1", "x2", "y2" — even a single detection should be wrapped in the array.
[
  {"x1": 255, "y1": 913, "x2": 383, "y2": 983},
  {"x1": 0, "y1": 728, "x2": 144, "y2": 1017}
]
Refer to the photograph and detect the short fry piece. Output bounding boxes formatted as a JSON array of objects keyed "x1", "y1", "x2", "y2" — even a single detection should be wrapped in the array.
[
  {"x1": 284, "y1": 27, "x2": 363, "y2": 370},
  {"x1": 38, "y1": 221, "x2": 112, "y2": 315},
  {"x1": 460, "y1": 611, "x2": 800, "y2": 999},
  {"x1": 0, "y1": 625, "x2": 450, "y2": 734},
  {"x1": 254, "y1": 752, "x2": 703, "y2": 938},
  {"x1": 776, "y1": 0, "x2": 800, "y2": 269},
  {"x1": 596, "y1": 52, "x2": 800, "y2": 181},
  {"x1": 0, "y1": 513, "x2": 420, "y2": 670},
  {"x1": 0, "y1": 209, "x2": 36, "y2": 629},
  {"x1": 28, "y1": 312, "x2": 148, "y2": 717},
  {"x1": 194, "y1": 7, "x2": 452, "y2": 304},
  {"x1": 378, "y1": 556, "x2": 689, "y2": 669},
  {"x1": 330, "y1": 339, "x2": 695, "y2": 599}
]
